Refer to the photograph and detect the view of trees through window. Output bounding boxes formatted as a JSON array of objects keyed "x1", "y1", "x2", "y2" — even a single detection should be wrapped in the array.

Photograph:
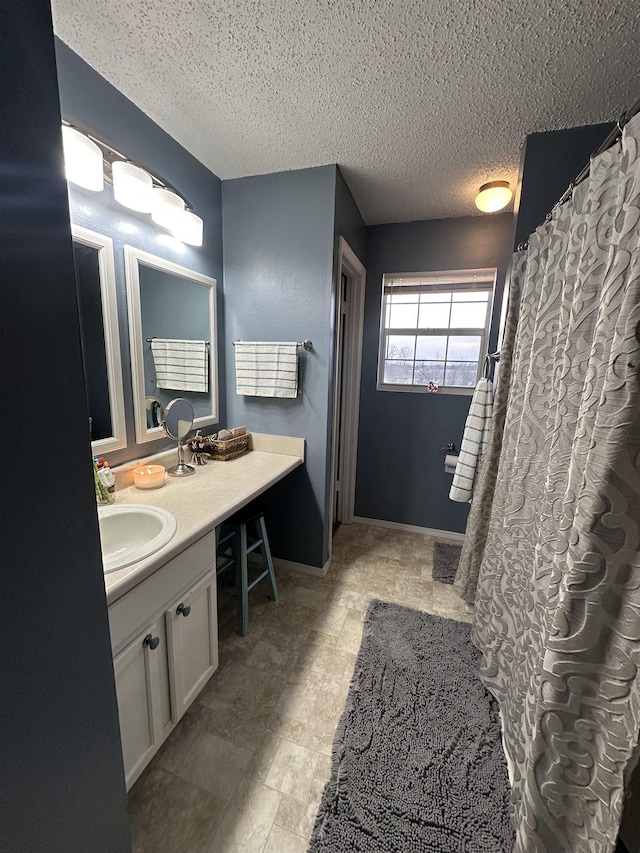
[{"x1": 378, "y1": 272, "x2": 494, "y2": 391}]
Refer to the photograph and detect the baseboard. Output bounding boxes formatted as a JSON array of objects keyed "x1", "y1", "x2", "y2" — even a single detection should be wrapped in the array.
[
  {"x1": 272, "y1": 556, "x2": 331, "y2": 578},
  {"x1": 352, "y1": 516, "x2": 465, "y2": 542}
]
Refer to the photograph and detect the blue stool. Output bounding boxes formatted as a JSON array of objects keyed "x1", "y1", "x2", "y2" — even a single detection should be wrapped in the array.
[{"x1": 216, "y1": 503, "x2": 278, "y2": 636}]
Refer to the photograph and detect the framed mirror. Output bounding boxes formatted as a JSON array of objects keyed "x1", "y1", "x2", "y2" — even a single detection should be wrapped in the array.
[
  {"x1": 72, "y1": 225, "x2": 127, "y2": 453},
  {"x1": 125, "y1": 246, "x2": 218, "y2": 444}
]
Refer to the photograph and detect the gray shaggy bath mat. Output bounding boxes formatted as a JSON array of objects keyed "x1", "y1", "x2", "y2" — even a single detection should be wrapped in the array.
[
  {"x1": 432, "y1": 541, "x2": 463, "y2": 584},
  {"x1": 309, "y1": 601, "x2": 514, "y2": 852}
]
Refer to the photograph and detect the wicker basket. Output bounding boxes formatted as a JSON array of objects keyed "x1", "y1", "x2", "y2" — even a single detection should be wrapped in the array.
[{"x1": 205, "y1": 432, "x2": 252, "y2": 461}]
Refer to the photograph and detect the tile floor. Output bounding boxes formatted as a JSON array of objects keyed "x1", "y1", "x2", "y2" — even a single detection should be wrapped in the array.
[{"x1": 128, "y1": 522, "x2": 471, "y2": 853}]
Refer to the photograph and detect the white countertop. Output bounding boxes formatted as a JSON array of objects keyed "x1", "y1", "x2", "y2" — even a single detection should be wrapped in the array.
[{"x1": 104, "y1": 437, "x2": 303, "y2": 605}]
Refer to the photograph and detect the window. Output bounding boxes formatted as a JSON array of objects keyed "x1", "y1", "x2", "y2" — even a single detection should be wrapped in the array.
[{"x1": 377, "y1": 269, "x2": 495, "y2": 394}]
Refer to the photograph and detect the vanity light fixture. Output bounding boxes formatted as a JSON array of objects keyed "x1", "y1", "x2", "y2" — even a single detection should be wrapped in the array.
[
  {"x1": 151, "y1": 187, "x2": 185, "y2": 230},
  {"x1": 61, "y1": 121, "x2": 205, "y2": 247},
  {"x1": 475, "y1": 180, "x2": 512, "y2": 213},
  {"x1": 112, "y1": 161, "x2": 154, "y2": 213},
  {"x1": 172, "y1": 209, "x2": 204, "y2": 247},
  {"x1": 62, "y1": 126, "x2": 104, "y2": 192}
]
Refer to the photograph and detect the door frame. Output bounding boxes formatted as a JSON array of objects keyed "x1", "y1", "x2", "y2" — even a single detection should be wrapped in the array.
[{"x1": 330, "y1": 237, "x2": 366, "y2": 529}]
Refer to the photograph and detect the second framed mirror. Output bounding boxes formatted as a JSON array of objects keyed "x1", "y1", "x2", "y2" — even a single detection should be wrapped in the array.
[
  {"x1": 72, "y1": 225, "x2": 127, "y2": 454},
  {"x1": 125, "y1": 246, "x2": 218, "y2": 445}
]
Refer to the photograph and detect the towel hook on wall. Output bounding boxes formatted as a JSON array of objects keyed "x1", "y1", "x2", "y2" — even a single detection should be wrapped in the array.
[{"x1": 483, "y1": 351, "x2": 500, "y2": 379}]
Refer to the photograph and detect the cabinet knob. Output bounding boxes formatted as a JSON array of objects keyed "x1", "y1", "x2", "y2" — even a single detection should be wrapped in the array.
[
  {"x1": 176, "y1": 603, "x2": 191, "y2": 618},
  {"x1": 143, "y1": 634, "x2": 160, "y2": 650}
]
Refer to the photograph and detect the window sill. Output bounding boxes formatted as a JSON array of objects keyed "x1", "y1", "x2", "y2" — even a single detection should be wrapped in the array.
[{"x1": 376, "y1": 382, "x2": 475, "y2": 396}]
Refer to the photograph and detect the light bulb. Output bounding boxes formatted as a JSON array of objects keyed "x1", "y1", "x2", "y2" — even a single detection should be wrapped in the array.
[
  {"x1": 112, "y1": 161, "x2": 153, "y2": 212},
  {"x1": 151, "y1": 187, "x2": 185, "y2": 230},
  {"x1": 475, "y1": 181, "x2": 512, "y2": 213},
  {"x1": 172, "y1": 209, "x2": 204, "y2": 247},
  {"x1": 62, "y1": 126, "x2": 104, "y2": 191}
]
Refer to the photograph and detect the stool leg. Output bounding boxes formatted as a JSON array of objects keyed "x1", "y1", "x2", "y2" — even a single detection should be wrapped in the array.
[
  {"x1": 257, "y1": 516, "x2": 278, "y2": 601},
  {"x1": 237, "y1": 523, "x2": 249, "y2": 636}
]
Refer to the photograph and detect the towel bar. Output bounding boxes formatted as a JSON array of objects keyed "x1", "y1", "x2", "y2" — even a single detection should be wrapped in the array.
[
  {"x1": 146, "y1": 337, "x2": 210, "y2": 345},
  {"x1": 232, "y1": 339, "x2": 313, "y2": 351}
]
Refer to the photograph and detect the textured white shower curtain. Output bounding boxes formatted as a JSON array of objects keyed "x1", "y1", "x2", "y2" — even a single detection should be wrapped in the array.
[{"x1": 456, "y1": 113, "x2": 640, "y2": 852}]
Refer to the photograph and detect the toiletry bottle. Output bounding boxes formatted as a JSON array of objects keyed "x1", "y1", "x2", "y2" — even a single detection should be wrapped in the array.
[
  {"x1": 94, "y1": 457, "x2": 114, "y2": 505},
  {"x1": 102, "y1": 461, "x2": 116, "y2": 495}
]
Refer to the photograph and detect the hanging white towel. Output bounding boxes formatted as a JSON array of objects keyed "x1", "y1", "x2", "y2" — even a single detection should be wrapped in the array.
[
  {"x1": 449, "y1": 377, "x2": 493, "y2": 503},
  {"x1": 235, "y1": 342, "x2": 298, "y2": 398},
  {"x1": 150, "y1": 338, "x2": 209, "y2": 393}
]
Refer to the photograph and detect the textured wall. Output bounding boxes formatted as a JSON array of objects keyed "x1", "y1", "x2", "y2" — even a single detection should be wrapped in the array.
[
  {"x1": 222, "y1": 166, "x2": 337, "y2": 568},
  {"x1": 55, "y1": 39, "x2": 225, "y2": 466},
  {"x1": 356, "y1": 213, "x2": 513, "y2": 533},
  {"x1": 2, "y1": 4, "x2": 130, "y2": 850},
  {"x1": 513, "y1": 122, "x2": 614, "y2": 248}
]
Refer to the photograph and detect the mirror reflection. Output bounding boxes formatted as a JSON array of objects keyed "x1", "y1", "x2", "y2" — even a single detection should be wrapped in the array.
[
  {"x1": 72, "y1": 226, "x2": 127, "y2": 453},
  {"x1": 163, "y1": 397, "x2": 194, "y2": 440},
  {"x1": 145, "y1": 396, "x2": 165, "y2": 429},
  {"x1": 125, "y1": 246, "x2": 218, "y2": 445}
]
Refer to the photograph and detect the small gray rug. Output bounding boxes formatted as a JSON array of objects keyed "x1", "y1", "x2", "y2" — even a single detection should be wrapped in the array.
[
  {"x1": 433, "y1": 541, "x2": 462, "y2": 584},
  {"x1": 309, "y1": 601, "x2": 514, "y2": 852}
]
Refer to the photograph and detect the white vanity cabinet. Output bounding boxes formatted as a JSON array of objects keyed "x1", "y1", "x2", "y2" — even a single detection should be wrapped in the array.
[
  {"x1": 108, "y1": 531, "x2": 218, "y2": 789},
  {"x1": 166, "y1": 572, "x2": 218, "y2": 721},
  {"x1": 113, "y1": 617, "x2": 172, "y2": 788}
]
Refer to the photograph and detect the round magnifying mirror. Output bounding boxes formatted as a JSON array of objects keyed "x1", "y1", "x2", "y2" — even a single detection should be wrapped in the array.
[{"x1": 162, "y1": 398, "x2": 195, "y2": 476}]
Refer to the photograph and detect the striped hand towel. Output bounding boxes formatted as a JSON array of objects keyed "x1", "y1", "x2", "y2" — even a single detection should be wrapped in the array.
[
  {"x1": 235, "y1": 342, "x2": 298, "y2": 398},
  {"x1": 449, "y1": 377, "x2": 493, "y2": 503},
  {"x1": 150, "y1": 338, "x2": 209, "y2": 393}
]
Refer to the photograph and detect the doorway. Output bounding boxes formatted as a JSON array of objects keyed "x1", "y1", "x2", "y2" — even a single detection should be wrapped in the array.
[{"x1": 330, "y1": 237, "x2": 366, "y2": 536}]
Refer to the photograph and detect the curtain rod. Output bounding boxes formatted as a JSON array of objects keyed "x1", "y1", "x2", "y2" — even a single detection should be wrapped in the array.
[{"x1": 517, "y1": 93, "x2": 640, "y2": 251}]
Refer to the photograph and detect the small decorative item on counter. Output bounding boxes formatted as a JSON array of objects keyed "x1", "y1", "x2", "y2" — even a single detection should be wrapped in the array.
[
  {"x1": 231, "y1": 426, "x2": 247, "y2": 437},
  {"x1": 133, "y1": 464, "x2": 166, "y2": 489},
  {"x1": 94, "y1": 457, "x2": 115, "y2": 505},
  {"x1": 426, "y1": 381, "x2": 439, "y2": 392},
  {"x1": 189, "y1": 431, "x2": 208, "y2": 466},
  {"x1": 186, "y1": 428, "x2": 252, "y2": 461}
]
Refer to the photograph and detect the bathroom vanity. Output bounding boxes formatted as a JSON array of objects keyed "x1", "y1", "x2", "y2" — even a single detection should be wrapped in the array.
[{"x1": 104, "y1": 435, "x2": 304, "y2": 788}]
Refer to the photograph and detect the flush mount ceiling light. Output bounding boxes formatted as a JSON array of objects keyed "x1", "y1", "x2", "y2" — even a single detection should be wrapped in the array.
[
  {"x1": 172, "y1": 209, "x2": 204, "y2": 247},
  {"x1": 62, "y1": 126, "x2": 104, "y2": 191},
  {"x1": 475, "y1": 180, "x2": 512, "y2": 213},
  {"x1": 151, "y1": 187, "x2": 185, "y2": 230},
  {"x1": 112, "y1": 161, "x2": 153, "y2": 212}
]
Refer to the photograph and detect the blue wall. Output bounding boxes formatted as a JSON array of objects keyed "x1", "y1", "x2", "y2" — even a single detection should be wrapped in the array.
[
  {"x1": 513, "y1": 122, "x2": 614, "y2": 249},
  {"x1": 356, "y1": 213, "x2": 513, "y2": 534},
  {"x1": 55, "y1": 39, "x2": 225, "y2": 465},
  {"x1": 222, "y1": 166, "x2": 337, "y2": 568},
  {"x1": 3, "y1": 5, "x2": 130, "y2": 850},
  {"x1": 334, "y1": 167, "x2": 367, "y2": 264}
]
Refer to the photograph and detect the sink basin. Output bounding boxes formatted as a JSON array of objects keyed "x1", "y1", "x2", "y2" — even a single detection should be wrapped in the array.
[{"x1": 98, "y1": 504, "x2": 177, "y2": 573}]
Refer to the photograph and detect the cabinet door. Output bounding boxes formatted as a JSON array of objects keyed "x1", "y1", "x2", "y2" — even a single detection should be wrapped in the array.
[
  {"x1": 112, "y1": 619, "x2": 171, "y2": 789},
  {"x1": 166, "y1": 570, "x2": 218, "y2": 721}
]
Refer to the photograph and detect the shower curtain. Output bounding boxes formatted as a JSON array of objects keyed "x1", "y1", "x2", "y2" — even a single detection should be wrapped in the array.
[{"x1": 456, "y1": 112, "x2": 640, "y2": 852}]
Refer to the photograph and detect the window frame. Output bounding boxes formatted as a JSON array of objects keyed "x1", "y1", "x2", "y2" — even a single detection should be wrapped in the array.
[{"x1": 376, "y1": 268, "x2": 496, "y2": 396}]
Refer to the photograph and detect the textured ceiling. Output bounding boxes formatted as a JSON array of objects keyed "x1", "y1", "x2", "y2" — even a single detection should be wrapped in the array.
[{"x1": 51, "y1": 0, "x2": 638, "y2": 224}]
